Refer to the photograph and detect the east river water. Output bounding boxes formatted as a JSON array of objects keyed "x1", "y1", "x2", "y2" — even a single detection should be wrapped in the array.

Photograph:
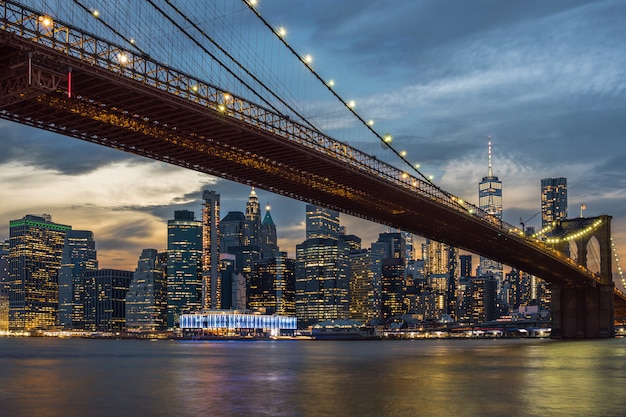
[{"x1": 1, "y1": 337, "x2": 625, "y2": 417}]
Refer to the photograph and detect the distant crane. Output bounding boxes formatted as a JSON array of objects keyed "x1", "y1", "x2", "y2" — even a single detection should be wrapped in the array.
[{"x1": 520, "y1": 212, "x2": 541, "y2": 234}]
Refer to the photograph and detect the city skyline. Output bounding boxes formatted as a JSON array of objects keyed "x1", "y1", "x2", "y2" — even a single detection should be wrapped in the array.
[{"x1": 1, "y1": 0, "x2": 625, "y2": 270}]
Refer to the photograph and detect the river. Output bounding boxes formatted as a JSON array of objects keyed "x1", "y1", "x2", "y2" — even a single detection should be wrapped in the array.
[{"x1": 0, "y1": 337, "x2": 625, "y2": 417}]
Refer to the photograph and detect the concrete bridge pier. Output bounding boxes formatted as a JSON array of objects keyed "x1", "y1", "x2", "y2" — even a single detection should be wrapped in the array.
[{"x1": 551, "y1": 283, "x2": 614, "y2": 338}]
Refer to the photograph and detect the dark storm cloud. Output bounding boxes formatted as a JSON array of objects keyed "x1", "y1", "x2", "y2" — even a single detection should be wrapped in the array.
[{"x1": 0, "y1": 123, "x2": 132, "y2": 175}]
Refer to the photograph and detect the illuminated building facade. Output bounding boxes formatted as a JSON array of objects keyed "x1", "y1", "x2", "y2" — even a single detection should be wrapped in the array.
[
  {"x1": 422, "y1": 240, "x2": 458, "y2": 319},
  {"x1": 381, "y1": 258, "x2": 406, "y2": 320},
  {"x1": 83, "y1": 269, "x2": 132, "y2": 332},
  {"x1": 57, "y1": 230, "x2": 98, "y2": 329},
  {"x1": 0, "y1": 240, "x2": 9, "y2": 292},
  {"x1": 126, "y1": 249, "x2": 168, "y2": 332},
  {"x1": 349, "y1": 249, "x2": 382, "y2": 323},
  {"x1": 373, "y1": 232, "x2": 406, "y2": 260},
  {"x1": 167, "y1": 210, "x2": 203, "y2": 328},
  {"x1": 468, "y1": 276, "x2": 498, "y2": 323},
  {"x1": 296, "y1": 206, "x2": 350, "y2": 326},
  {"x1": 305, "y1": 205, "x2": 340, "y2": 239},
  {"x1": 503, "y1": 268, "x2": 532, "y2": 311},
  {"x1": 8, "y1": 214, "x2": 70, "y2": 331},
  {"x1": 249, "y1": 254, "x2": 295, "y2": 316},
  {"x1": 295, "y1": 237, "x2": 350, "y2": 326},
  {"x1": 179, "y1": 310, "x2": 297, "y2": 337},
  {"x1": 0, "y1": 241, "x2": 9, "y2": 331},
  {"x1": 541, "y1": 177, "x2": 568, "y2": 227},
  {"x1": 202, "y1": 190, "x2": 220, "y2": 309},
  {"x1": 244, "y1": 188, "x2": 261, "y2": 247}
]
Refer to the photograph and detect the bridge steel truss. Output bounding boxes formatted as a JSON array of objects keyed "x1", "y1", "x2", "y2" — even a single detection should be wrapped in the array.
[{"x1": 1, "y1": 0, "x2": 624, "y2": 337}]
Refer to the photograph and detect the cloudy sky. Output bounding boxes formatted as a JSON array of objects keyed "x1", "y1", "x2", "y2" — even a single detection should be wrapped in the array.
[{"x1": 1, "y1": 0, "x2": 625, "y2": 273}]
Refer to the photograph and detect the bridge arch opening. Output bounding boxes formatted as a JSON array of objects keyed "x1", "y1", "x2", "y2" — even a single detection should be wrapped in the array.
[
  {"x1": 568, "y1": 241, "x2": 578, "y2": 263},
  {"x1": 586, "y1": 236, "x2": 601, "y2": 275}
]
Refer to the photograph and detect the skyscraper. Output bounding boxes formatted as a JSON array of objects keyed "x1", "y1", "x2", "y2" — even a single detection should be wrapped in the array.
[
  {"x1": 259, "y1": 205, "x2": 279, "y2": 259},
  {"x1": 202, "y1": 190, "x2": 220, "y2": 309},
  {"x1": 459, "y1": 254, "x2": 473, "y2": 278},
  {"x1": 478, "y1": 137, "x2": 504, "y2": 281},
  {"x1": 381, "y1": 257, "x2": 406, "y2": 320},
  {"x1": 57, "y1": 230, "x2": 98, "y2": 329},
  {"x1": 126, "y1": 248, "x2": 168, "y2": 332},
  {"x1": 349, "y1": 249, "x2": 382, "y2": 323},
  {"x1": 245, "y1": 188, "x2": 261, "y2": 247},
  {"x1": 295, "y1": 237, "x2": 351, "y2": 326},
  {"x1": 479, "y1": 136, "x2": 503, "y2": 219},
  {"x1": 541, "y1": 177, "x2": 568, "y2": 227},
  {"x1": 249, "y1": 254, "x2": 295, "y2": 316},
  {"x1": 296, "y1": 206, "x2": 349, "y2": 326},
  {"x1": 8, "y1": 214, "x2": 70, "y2": 331},
  {"x1": 83, "y1": 269, "x2": 132, "y2": 332},
  {"x1": 305, "y1": 204, "x2": 340, "y2": 240},
  {"x1": 167, "y1": 210, "x2": 203, "y2": 328},
  {"x1": 220, "y1": 211, "x2": 246, "y2": 253}
]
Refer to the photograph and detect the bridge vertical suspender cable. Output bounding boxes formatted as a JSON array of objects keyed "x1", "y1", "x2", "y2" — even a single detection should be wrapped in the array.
[
  {"x1": 71, "y1": 0, "x2": 147, "y2": 56},
  {"x1": 157, "y1": 0, "x2": 324, "y2": 135},
  {"x1": 73, "y1": 0, "x2": 295, "y2": 123},
  {"x1": 241, "y1": 0, "x2": 436, "y2": 186}
]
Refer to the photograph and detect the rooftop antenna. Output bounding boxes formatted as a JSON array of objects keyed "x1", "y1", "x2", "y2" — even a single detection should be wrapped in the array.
[{"x1": 487, "y1": 135, "x2": 493, "y2": 177}]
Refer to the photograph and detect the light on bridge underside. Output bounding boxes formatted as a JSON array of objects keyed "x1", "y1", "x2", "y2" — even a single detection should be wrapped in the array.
[
  {"x1": 217, "y1": 104, "x2": 227, "y2": 113},
  {"x1": 191, "y1": 85, "x2": 199, "y2": 92},
  {"x1": 223, "y1": 93, "x2": 232, "y2": 102},
  {"x1": 402, "y1": 172, "x2": 408, "y2": 179},
  {"x1": 117, "y1": 53, "x2": 129, "y2": 64},
  {"x1": 277, "y1": 27, "x2": 287, "y2": 37},
  {"x1": 39, "y1": 16, "x2": 53, "y2": 28}
]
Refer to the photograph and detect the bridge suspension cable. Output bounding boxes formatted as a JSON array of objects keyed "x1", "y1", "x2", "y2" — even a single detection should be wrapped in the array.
[
  {"x1": 241, "y1": 0, "x2": 436, "y2": 186},
  {"x1": 611, "y1": 238, "x2": 626, "y2": 291},
  {"x1": 150, "y1": 0, "x2": 325, "y2": 135},
  {"x1": 71, "y1": 0, "x2": 146, "y2": 56}
]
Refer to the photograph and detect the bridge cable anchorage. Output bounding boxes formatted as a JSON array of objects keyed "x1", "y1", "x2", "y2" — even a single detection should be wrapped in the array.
[
  {"x1": 241, "y1": 0, "x2": 435, "y2": 186},
  {"x1": 72, "y1": 0, "x2": 146, "y2": 56},
  {"x1": 159, "y1": 0, "x2": 324, "y2": 135}
]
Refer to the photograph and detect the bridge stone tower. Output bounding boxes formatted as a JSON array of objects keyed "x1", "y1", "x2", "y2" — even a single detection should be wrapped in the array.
[{"x1": 550, "y1": 215, "x2": 614, "y2": 338}]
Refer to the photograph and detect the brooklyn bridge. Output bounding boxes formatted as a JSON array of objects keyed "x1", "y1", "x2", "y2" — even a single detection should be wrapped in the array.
[{"x1": 1, "y1": 0, "x2": 625, "y2": 337}]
